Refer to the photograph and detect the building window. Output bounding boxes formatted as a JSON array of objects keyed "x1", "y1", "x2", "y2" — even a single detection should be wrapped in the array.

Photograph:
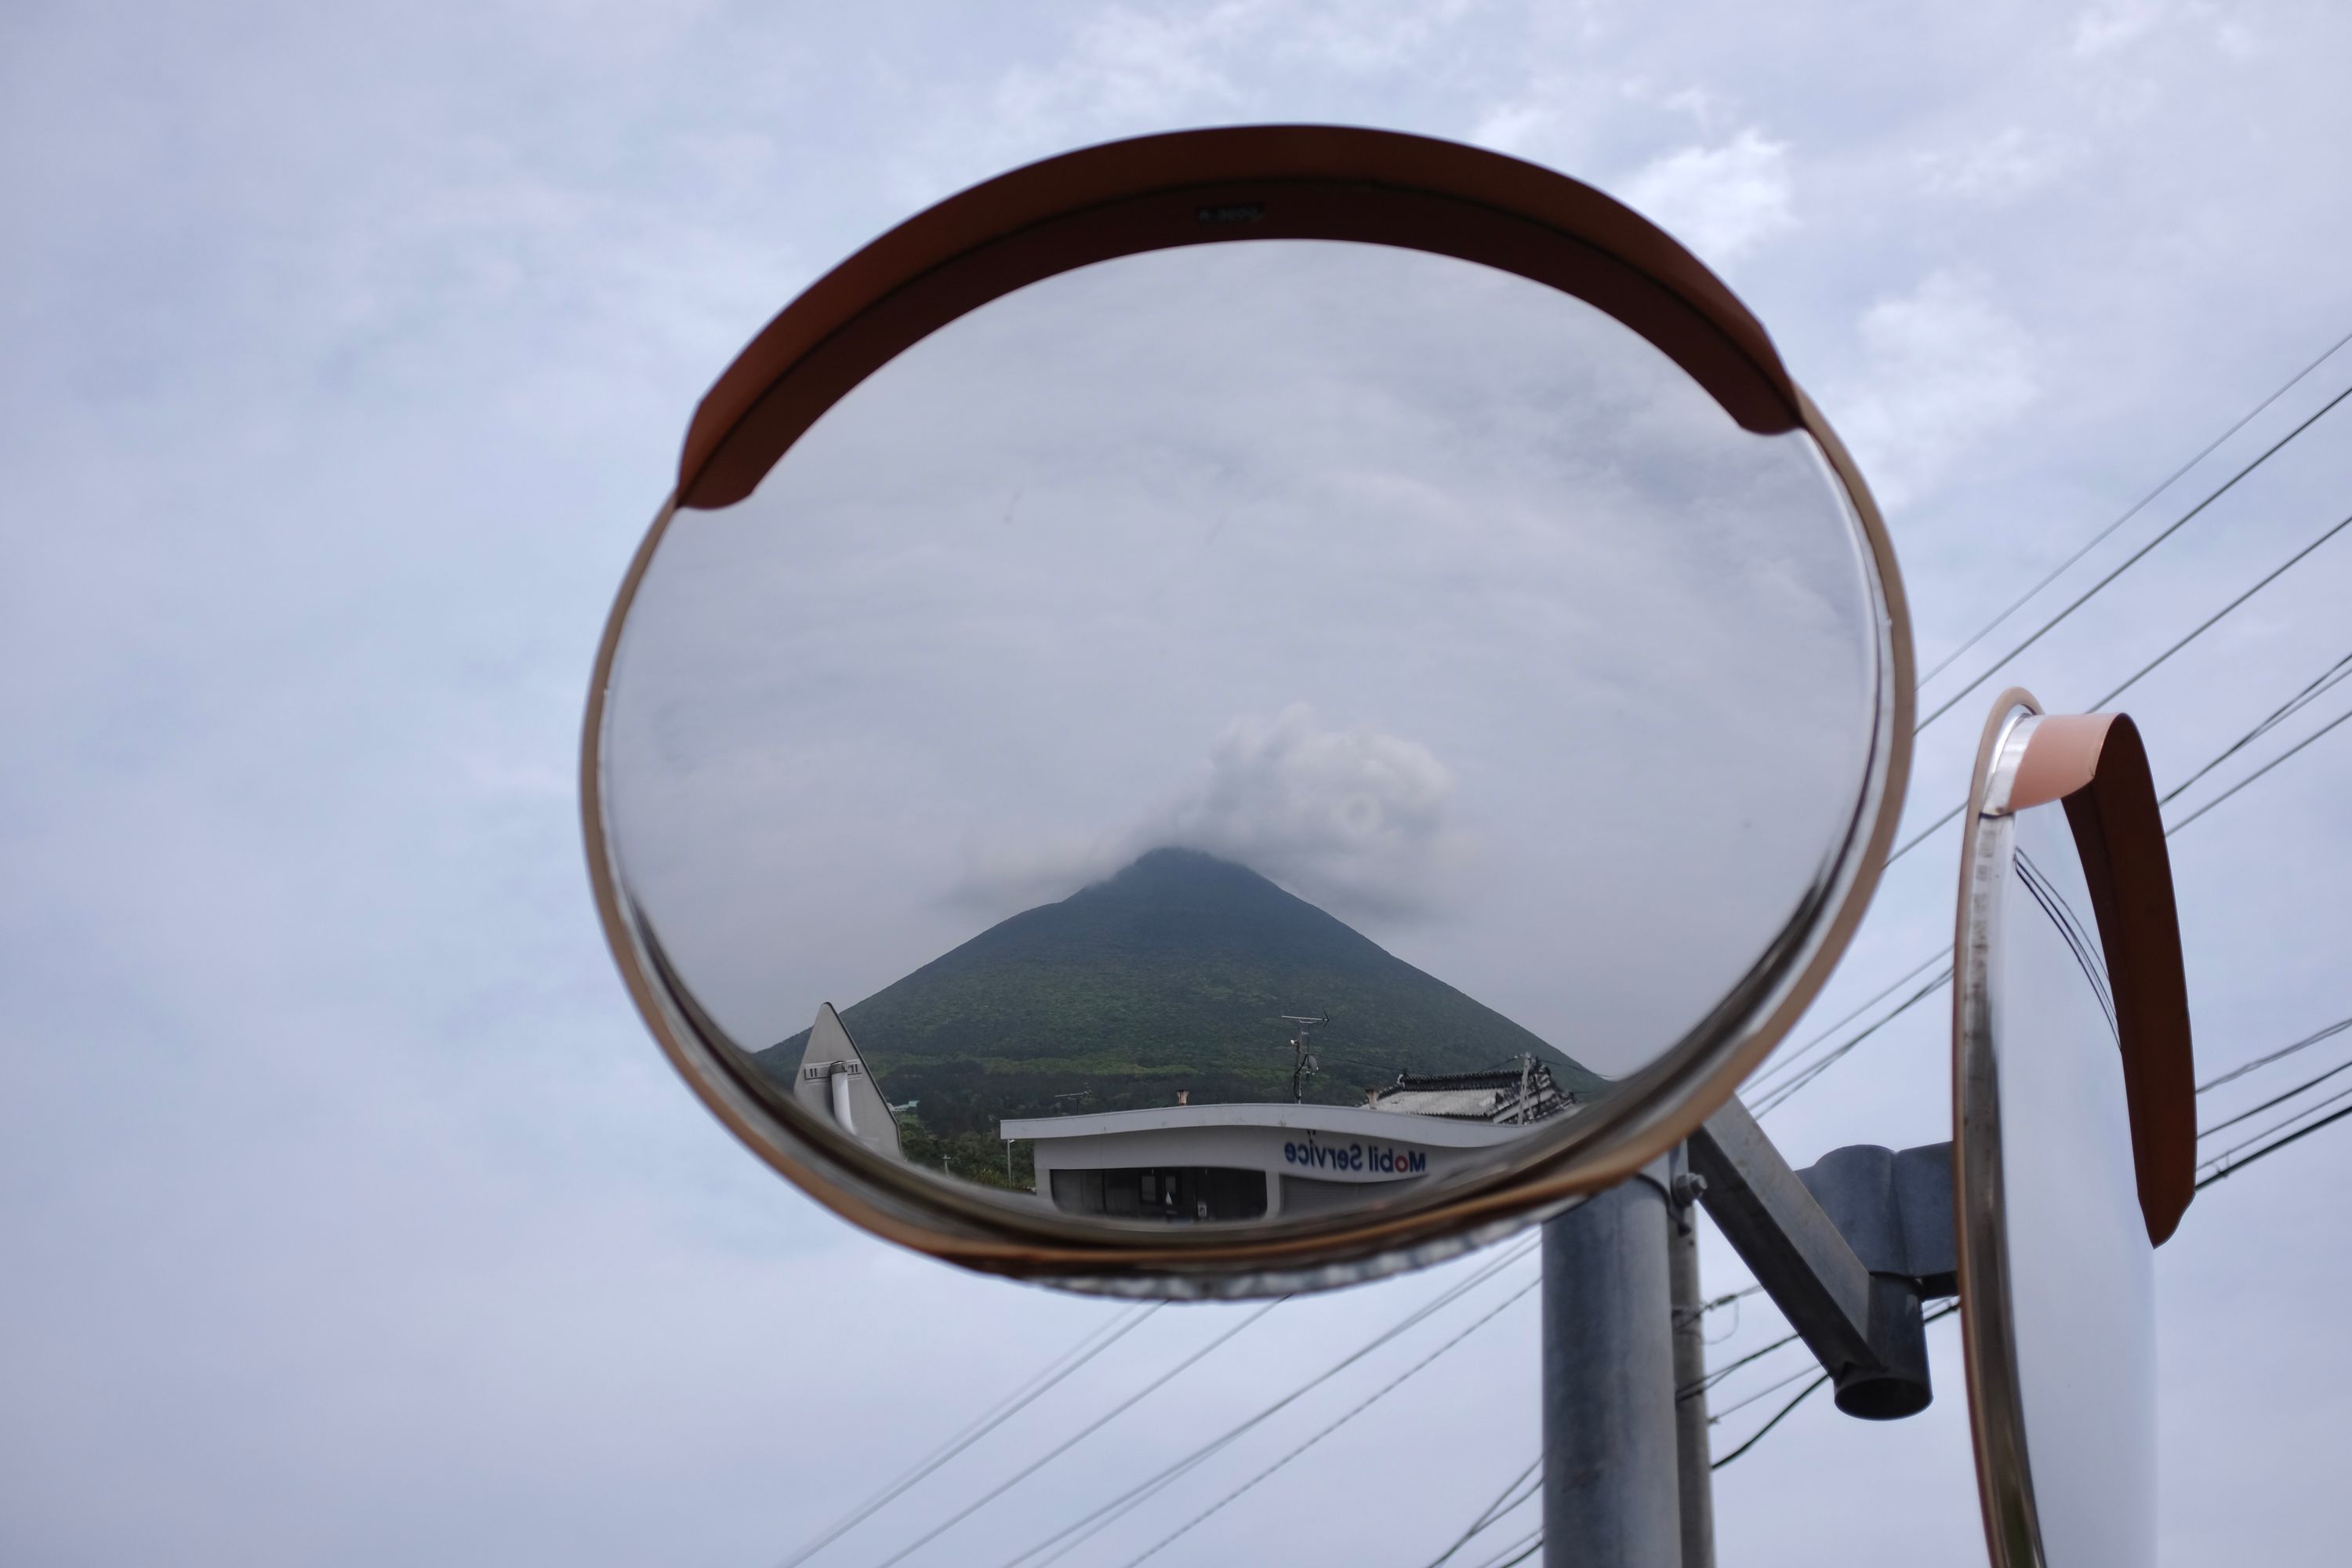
[{"x1": 1048, "y1": 1167, "x2": 1268, "y2": 1222}]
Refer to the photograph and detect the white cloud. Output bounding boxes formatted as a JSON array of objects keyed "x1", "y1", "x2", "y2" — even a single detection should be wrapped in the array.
[
  {"x1": 988, "y1": 0, "x2": 1479, "y2": 144},
  {"x1": 2071, "y1": 0, "x2": 2168, "y2": 57},
  {"x1": 1618, "y1": 127, "x2": 1795, "y2": 264},
  {"x1": 1156, "y1": 702, "x2": 1465, "y2": 917},
  {"x1": 1834, "y1": 269, "x2": 2043, "y2": 510},
  {"x1": 1470, "y1": 100, "x2": 1559, "y2": 158},
  {"x1": 1918, "y1": 127, "x2": 2074, "y2": 204},
  {"x1": 953, "y1": 703, "x2": 1467, "y2": 924}
]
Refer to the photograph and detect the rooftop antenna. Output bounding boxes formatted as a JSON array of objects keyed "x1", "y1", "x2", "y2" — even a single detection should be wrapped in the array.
[{"x1": 1280, "y1": 1014, "x2": 1330, "y2": 1104}]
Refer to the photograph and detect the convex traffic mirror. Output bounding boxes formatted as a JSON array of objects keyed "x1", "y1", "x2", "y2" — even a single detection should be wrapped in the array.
[
  {"x1": 1954, "y1": 693, "x2": 2196, "y2": 1564},
  {"x1": 583, "y1": 125, "x2": 1916, "y2": 1294}
]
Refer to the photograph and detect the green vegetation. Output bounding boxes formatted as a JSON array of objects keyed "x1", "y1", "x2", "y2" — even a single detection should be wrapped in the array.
[
  {"x1": 895, "y1": 1116, "x2": 1036, "y2": 1192},
  {"x1": 753, "y1": 848, "x2": 1603, "y2": 1139}
]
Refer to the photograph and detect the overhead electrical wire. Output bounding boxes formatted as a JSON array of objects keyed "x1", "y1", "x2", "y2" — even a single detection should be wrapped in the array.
[
  {"x1": 1914, "y1": 380, "x2": 2352, "y2": 734},
  {"x1": 1026, "y1": 1251, "x2": 1537, "y2": 1567},
  {"x1": 1673, "y1": 1283, "x2": 1764, "y2": 1327},
  {"x1": 1708, "y1": 1303, "x2": 1960, "y2": 1472},
  {"x1": 1750, "y1": 964, "x2": 1956, "y2": 1117},
  {"x1": 772, "y1": 1299, "x2": 1166, "y2": 1568},
  {"x1": 1014, "y1": 1248, "x2": 1539, "y2": 1568},
  {"x1": 2163, "y1": 705, "x2": 2351, "y2": 833},
  {"x1": 1110, "y1": 1276, "x2": 1542, "y2": 1568},
  {"x1": 1741, "y1": 948, "x2": 1951, "y2": 1101},
  {"x1": 2201, "y1": 1080, "x2": 2352, "y2": 1166},
  {"x1": 1883, "y1": 511, "x2": 2352, "y2": 870},
  {"x1": 1758, "y1": 644, "x2": 2352, "y2": 1115},
  {"x1": 2198, "y1": 1101, "x2": 2352, "y2": 1190},
  {"x1": 990, "y1": 1238, "x2": 1540, "y2": 1568},
  {"x1": 2082, "y1": 512, "x2": 2352, "y2": 713},
  {"x1": 1707, "y1": 1359, "x2": 1830, "y2": 1424},
  {"x1": 2197, "y1": 1040, "x2": 2352, "y2": 1142},
  {"x1": 864, "y1": 1298, "x2": 1287, "y2": 1568},
  {"x1": 1838, "y1": 345, "x2": 2352, "y2": 941},
  {"x1": 1423, "y1": 1457, "x2": 1542, "y2": 1568},
  {"x1": 1463, "y1": 1526, "x2": 1545, "y2": 1568},
  {"x1": 2160, "y1": 651, "x2": 2352, "y2": 811},
  {"x1": 2198, "y1": 1014, "x2": 2352, "y2": 1094},
  {"x1": 1679, "y1": 1327, "x2": 1807, "y2": 1402},
  {"x1": 1915, "y1": 328, "x2": 2352, "y2": 690},
  {"x1": 1709, "y1": 1373, "x2": 1831, "y2": 1469},
  {"x1": 2192, "y1": 1072, "x2": 2352, "y2": 1161}
]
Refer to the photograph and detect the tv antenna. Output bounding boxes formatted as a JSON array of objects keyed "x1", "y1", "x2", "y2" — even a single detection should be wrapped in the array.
[{"x1": 1281, "y1": 1014, "x2": 1330, "y2": 1103}]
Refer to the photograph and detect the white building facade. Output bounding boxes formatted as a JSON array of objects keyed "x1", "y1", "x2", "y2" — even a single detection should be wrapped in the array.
[{"x1": 1000, "y1": 1102, "x2": 1537, "y2": 1222}]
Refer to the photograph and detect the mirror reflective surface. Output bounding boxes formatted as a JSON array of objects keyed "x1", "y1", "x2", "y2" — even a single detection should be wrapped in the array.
[
  {"x1": 600, "y1": 238, "x2": 1888, "y2": 1231},
  {"x1": 1961, "y1": 721, "x2": 2157, "y2": 1566}
]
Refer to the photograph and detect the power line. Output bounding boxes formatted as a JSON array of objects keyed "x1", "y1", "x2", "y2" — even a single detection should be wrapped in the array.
[
  {"x1": 1916, "y1": 328, "x2": 2352, "y2": 689},
  {"x1": 1884, "y1": 798, "x2": 1968, "y2": 869},
  {"x1": 2200, "y1": 1080, "x2": 2352, "y2": 1171},
  {"x1": 866, "y1": 1298, "x2": 1287, "y2": 1568},
  {"x1": 1709, "y1": 1372, "x2": 1829, "y2": 1469},
  {"x1": 1018, "y1": 1251, "x2": 1537, "y2": 1568},
  {"x1": 1744, "y1": 947, "x2": 1951, "y2": 1099},
  {"x1": 2199, "y1": 1014, "x2": 2352, "y2": 1094},
  {"x1": 2163, "y1": 704, "x2": 2351, "y2": 833},
  {"x1": 1424, "y1": 1457, "x2": 1541, "y2": 1568},
  {"x1": 1707, "y1": 1304, "x2": 1958, "y2": 1472},
  {"x1": 2198, "y1": 1101, "x2": 2352, "y2": 1190},
  {"x1": 993, "y1": 1237, "x2": 1541, "y2": 1568},
  {"x1": 1111, "y1": 1276, "x2": 1541, "y2": 1568},
  {"x1": 1681, "y1": 1327, "x2": 1807, "y2": 1402},
  {"x1": 1882, "y1": 516, "x2": 2352, "y2": 871},
  {"x1": 2198, "y1": 1046, "x2": 2352, "y2": 1141},
  {"x1": 2083, "y1": 512, "x2": 2352, "y2": 713},
  {"x1": 1706, "y1": 1359, "x2": 1828, "y2": 1424},
  {"x1": 2161, "y1": 652, "x2": 2352, "y2": 810},
  {"x1": 1915, "y1": 380, "x2": 2352, "y2": 734},
  {"x1": 1673, "y1": 1283, "x2": 1765, "y2": 1328},
  {"x1": 1762, "y1": 648, "x2": 2352, "y2": 1113},
  {"x1": 1463, "y1": 1526, "x2": 1545, "y2": 1568},
  {"x1": 772, "y1": 1300, "x2": 1164, "y2": 1568},
  {"x1": 1751, "y1": 964, "x2": 1955, "y2": 1117}
]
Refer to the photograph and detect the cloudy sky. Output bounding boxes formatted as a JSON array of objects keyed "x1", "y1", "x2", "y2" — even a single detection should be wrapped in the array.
[
  {"x1": 604, "y1": 236, "x2": 1881, "y2": 1074},
  {"x1": 7, "y1": 2, "x2": 2352, "y2": 1565}
]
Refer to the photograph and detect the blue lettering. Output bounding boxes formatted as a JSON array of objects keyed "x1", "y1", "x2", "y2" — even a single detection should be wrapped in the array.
[
  {"x1": 1408, "y1": 1151, "x2": 1427, "y2": 1173},
  {"x1": 1350, "y1": 1145, "x2": 1364, "y2": 1171}
]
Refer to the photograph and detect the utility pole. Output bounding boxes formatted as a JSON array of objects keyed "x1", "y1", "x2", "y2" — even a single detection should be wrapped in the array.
[
  {"x1": 1280, "y1": 1014, "x2": 1328, "y2": 1103},
  {"x1": 1541, "y1": 1161, "x2": 1681, "y2": 1566},
  {"x1": 1540, "y1": 1109, "x2": 1956, "y2": 1566},
  {"x1": 1667, "y1": 1149, "x2": 1715, "y2": 1568}
]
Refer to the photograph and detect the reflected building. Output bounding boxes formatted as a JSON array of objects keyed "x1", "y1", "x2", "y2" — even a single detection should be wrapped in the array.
[
  {"x1": 785, "y1": 1002, "x2": 903, "y2": 1162},
  {"x1": 775, "y1": 1000, "x2": 1586, "y2": 1224},
  {"x1": 1005, "y1": 1057, "x2": 1580, "y2": 1223}
]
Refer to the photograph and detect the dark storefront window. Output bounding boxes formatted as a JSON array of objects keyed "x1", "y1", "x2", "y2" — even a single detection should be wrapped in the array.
[{"x1": 1049, "y1": 1166, "x2": 1269, "y2": 1221}]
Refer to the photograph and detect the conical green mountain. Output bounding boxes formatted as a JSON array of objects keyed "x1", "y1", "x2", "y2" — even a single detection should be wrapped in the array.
[{"x1": 752, "y1": 848, "x2": 1604, "y2": 1136}]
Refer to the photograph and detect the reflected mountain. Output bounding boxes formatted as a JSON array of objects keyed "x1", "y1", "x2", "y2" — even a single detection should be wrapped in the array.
[{"x1": 752, "y1": 848, "x2": 1603, "y2": 1140}]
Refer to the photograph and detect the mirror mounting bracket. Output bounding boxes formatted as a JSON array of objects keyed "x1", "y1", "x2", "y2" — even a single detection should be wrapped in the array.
[{"x1": 1687, "y1": 1100, "x2": 1956, "y2": 1421}]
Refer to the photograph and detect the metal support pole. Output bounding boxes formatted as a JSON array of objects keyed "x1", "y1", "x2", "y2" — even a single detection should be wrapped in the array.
[
  {"x1": 1667, "y1": 1152, "x2": 1715, "y2": 1568},
  {"x1": 1543, "y1": 1162, "x2": 1680, "y2": 1567}
]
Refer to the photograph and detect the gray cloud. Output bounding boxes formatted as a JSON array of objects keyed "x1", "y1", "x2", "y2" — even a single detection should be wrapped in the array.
[{"x1": 953, "y1": 701, "x2": 1470, "y2": 922}]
